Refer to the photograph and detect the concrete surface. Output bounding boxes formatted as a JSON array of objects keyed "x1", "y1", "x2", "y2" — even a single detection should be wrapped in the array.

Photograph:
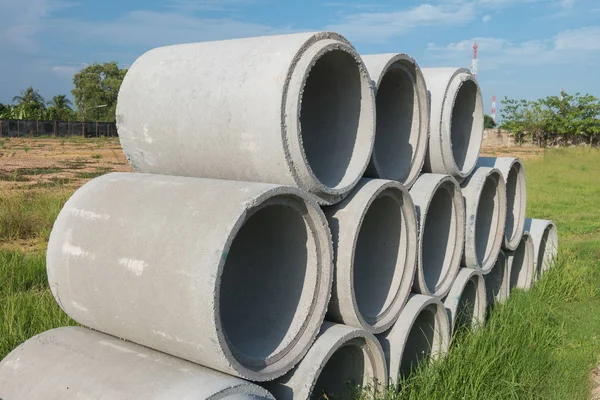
[
  {"x1": 421, "y1": 68, "x2": 484, "y2": 179},
  {"x1": 409, "y1": 174, "x2": 465, "y2": 298},
  {"x1": 323, "y1": 179, "x2": 417, "y2": 334},
  {"x1": 507, "y1": 231, "x2": 535, "y2": 291},
  {"x1": 265, "y1": 322, "x2": 388, "y2": 400},
  {"x1": 116, "y1": 32, "x2": 376, "y2": 205},
  {"x1": 377, "y1": 294, "x2": 451, "y2": 383},
  {"x1": 443, "y1": 268, "x2": 487, "y2": 334},
  {"x1": 477, "y1": 157, "x2": 526, "y2": 251},
  {"x1": 46, "y1": 172, "x2": 333, "y2": 381},
  {"x1": 461, "y1": 167, "x2": 507, "y2": 274},
  {"x1": 0, "y1": 327, "x2": 274, "y2": 400},
  {"x1": 361, "y1": 54, "x2": 429, "y2": 188},
  {"x1": 484, "y1": 249, "x2": 510, "y2": 307},
  {"x1": 525, "y1": 218, "x2": 559, "y2": 278}
]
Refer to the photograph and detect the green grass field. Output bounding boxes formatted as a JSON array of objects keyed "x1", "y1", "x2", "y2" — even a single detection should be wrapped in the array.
[{"x1": 1, "y1": 146, "x2": 600, "y2": 399}]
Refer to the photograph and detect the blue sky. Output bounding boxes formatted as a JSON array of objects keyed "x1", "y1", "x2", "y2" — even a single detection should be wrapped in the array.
[{"x1": 1, "y1": 0, "x2": 599, "y2": 117}]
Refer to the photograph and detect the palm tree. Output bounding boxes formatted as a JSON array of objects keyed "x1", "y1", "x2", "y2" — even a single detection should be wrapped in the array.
[
  {"x1": 12, "y1": 86, "x2": 45, "y2": 107},
  {"x1": 47, "y1": 94, "x2": 73, "y2": 111}
]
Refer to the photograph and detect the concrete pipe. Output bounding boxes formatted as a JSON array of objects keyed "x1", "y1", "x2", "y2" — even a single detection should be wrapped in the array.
[
  {"x1": 323, "y1": 179, "x2": 418, "y2": 334},
  {"x1": 477, "y1": 157, "x2": 526, "y2": 251},
  {"x1": 525, "y1": 218, "x2": 558, "y2": 278},
  {"x1": 116, "y1": 32, "x2": 376, "y2": 205},
  {"x1": 443, "y1": 268, "x2": 486, "y2": 333},
  {"x1": 421, "y1": 68, "x2": 484, "y2": 179},
  {"x1": 409, "y1": 174, "x2": 465, "y2": 298},
  {"x1": 484, "y1": 249, "x2": 510, "y2": 306},
  {"x1": 507, "y1": 231, "x2": 535, "y2": 291},
  {"x1": 265, "y1": 322, "x2": 387, "y2": 400},
  {"x1": 46, "y1": 172, "x2": 333, "y2": 381},
  {"x1": 0, "y1": 327, "x2": 275, "y2": 400},
  {"x1": 361, "y1": 54, "x2": 429, "y2": 188},
  {"x1": 461, "y1": 167, "x2": 507, "y2": 273},
  {"x1": 377, "y1": 294, "x2": 451, "y2": 383}
]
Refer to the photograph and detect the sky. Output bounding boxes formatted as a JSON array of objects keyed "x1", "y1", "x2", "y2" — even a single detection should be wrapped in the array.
[{"x1": 1, "y1": 0, "x2": 599, "y2": 117}]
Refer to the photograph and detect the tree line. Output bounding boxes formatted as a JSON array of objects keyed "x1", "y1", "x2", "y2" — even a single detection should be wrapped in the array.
[
  {"x1": 500, "y1": 92, "x2": 600, "y2": 146},
  {"x1": 0, "y1": 62, "x2": 127, "y2": 123}
]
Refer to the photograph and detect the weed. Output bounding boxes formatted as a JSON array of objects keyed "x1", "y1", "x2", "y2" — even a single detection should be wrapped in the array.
[{"x1": 91, "y1": 153, "x2": 102, "y2": 160}]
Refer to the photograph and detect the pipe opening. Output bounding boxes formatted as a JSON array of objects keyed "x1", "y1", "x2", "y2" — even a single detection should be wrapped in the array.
[
  {"x1": 220, "y1": 202, "x2": 317, "y2": 369},
  {"x1": 312, "y1": 343, "x2": 367, "y2": 399},
  {"x1": 486, "y1": 252, "x2": 505, "y2": 305},
  {"x1": 401, "y1": 308, "x2": 435, "y2": 377},
  {"x1": 506, "y1": 164, "x2": 524, "y2": 242},
  {"x1": 354, "y1": 194, "x2": 406, "y2": 324},
  {"x1": 509, "y1": 240, "x2": 527, "y2": 290},
  {"x1": 300, "y1": 49, "x2": 362, "y2": 189},
  {"x1": 451, "y1": 80, "x2": 482, "y2": 173},
  {"x1": 422, "y1": 185, "x2": 455, "y2": 292},
  {"x1": 475, "y1": 175, "x2": 501, "y2": 266},
  {"x1": 455, "y1": 279, "x2": 477, "y2": 331},
  {"x1": 373, "y1": 66, "x2": 418, "y2": 180}
]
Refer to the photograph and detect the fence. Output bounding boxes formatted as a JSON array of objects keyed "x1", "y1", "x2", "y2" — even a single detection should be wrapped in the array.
[{"x1": 0, "y1": 119, "x2": 118, "y2": 138}]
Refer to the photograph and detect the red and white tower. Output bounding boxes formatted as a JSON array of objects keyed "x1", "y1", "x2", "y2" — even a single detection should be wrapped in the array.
[
  {"x1": 491, "y1": 96, "x2": 497, "y2": 123},
  {"x1": 472, "y1": 42, "x2": 479, "y2": 78}
]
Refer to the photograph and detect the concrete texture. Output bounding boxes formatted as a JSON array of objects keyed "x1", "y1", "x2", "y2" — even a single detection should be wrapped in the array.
[
  {"x1": 409, "y1": 174, "x2": 465, "y2": 298},
  {"x1": 484, "y1": 249, "x2": 510, "y2": 307},
  {"x1": 323, "y1": 179, "x2": 418, "y2": 333},
  {"x1": 461, "y1": 167, "x2": 507, "y2": 274},
  {"x1": 0, "y1": 327, "x2": 275, "y2": 400},
  {"x1": 477, "y1": 157, "x2": 526, "y2": 251},
  {"x1": 507, "y1": 231, "x2": 535, "y2": 291},
  {"x1": 361, "y1": 54, "x2": 429, "y2": 188},
  {"x1": 377, "y1": 294, "x2": 451, "y2": 383},
  {"x1": 421, "y1": 68, "x2": 484, "y2": 179},
  {"x1": 525, "y1": 218, "x2": 559, "y2": 278},
  {"x1": 46, "y1": 172, "x2": 334, "y2": 381},
  {"x1": 116, "y1": 32, "x2": 376, "y2": 205},
  {"x1": 265, "y1": 322, "x2": 387, "y2": 400},
  {"x1": 443, "y1": 268, "x2": 487, "y2": 333}
]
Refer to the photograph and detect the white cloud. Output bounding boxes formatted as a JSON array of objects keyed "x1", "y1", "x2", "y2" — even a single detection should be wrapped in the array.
[
  {"x1": 51, "y1": 66, "x2": 81, "y2": 76},
  {"x1": 554, "y1": 26, "x2": 600, "y2": 50},
  {"x1": 167, "y1": 0, "x2": 258, "y2": 12},
  {"x1": 559, "y1": 0, "x2": 575, "y2": 9},
  {"x1": 326, "y1": 3, "x2": 476, "y2": 43},
  {"x1": 482, "y1": 14, "x2": 492, "y2": 22}
]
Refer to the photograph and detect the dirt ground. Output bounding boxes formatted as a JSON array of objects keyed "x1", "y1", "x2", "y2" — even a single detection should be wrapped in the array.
[
  {"x1": 0, "y1": 137, "x2": 544, "y2": 191},
  {"x1": 0, "y1": 137, "x2": 133, "y2": 190}
]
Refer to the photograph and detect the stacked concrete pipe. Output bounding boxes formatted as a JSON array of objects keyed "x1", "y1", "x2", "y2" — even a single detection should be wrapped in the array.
[
  {"x1": 525, "y1": 218, "x2": 559, "y2": 278},
  {"x1": 477, "y1": 157, "x2": 527, "y2": 250},
  {"x1": 323, "y1": 179, "x2": 417, "y2": 333},
  {"x1": 265, "y1": 322, "x2": 388, "y2": 399},
  {"x1": 116, "y1": 32, "x2": 376, "y2": 205},
  {"x1": 409, "y1": 174, "x2": 465, "y2": 298},
  {"x1": 461, "y1": 167, "x2": 507, "y2": 273},
  {"x1": 361, "y1": 54, "x2": 429, "y2": 188},
  {"x1": 443, "y1": 268, "x2": 487, "y2": 333},
  {"x1": 507, "y1": 231, "x2": 535, "y2": 291},
  {"x1": 422, "y1": 68, "x2": 484, "y2": 180},
  {"x1": 377, "y1": 294, "x2": 451, "y2": 384},
  {"x1": 46, "y1": 172, "x2": 333, "y2": 381},
  {"x1": 485, "y1": 250, "x2": 510, "y2": 307},
  {"x1": 0, "y1": 327, "x2": 275, "y2": 400}
]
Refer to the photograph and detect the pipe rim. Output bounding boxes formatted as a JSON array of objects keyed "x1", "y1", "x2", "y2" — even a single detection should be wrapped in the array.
[
  {"x1": 508, "y1": 231, "x2": 535, "y2": 291},
  {"x1": 463, "y1": 167, "x2": 507, "y2": 273},
  {"x1": 348, "y1": 180, "x2": 418, "y2": 333},
  {"x1": 413, "y1": 175, "x2": 465, "y2": 297},
  {"x1": 485, "y1": 249, "x2": 509, "y2": 305},
  {"x1": 444, "y1": 268, "x2": 487, "y2": 333},
  {"x1": 215, "y1": 187, "x2": 333, "y2": 381},
  {"x1": 441, "y1": 72, "x2": 484, "y2": 178},
  {"x1": 367, "y1": 54, "x2": 429, "y2": 187},
  {"x1": 503, "y1": 159, "x2": 527, "y2": 250},
  {"x1": 283, "y1": 32, "x2": 375, "y2": 204}
]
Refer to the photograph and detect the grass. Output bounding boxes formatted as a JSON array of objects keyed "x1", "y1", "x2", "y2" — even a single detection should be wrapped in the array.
[
  {"x1": 1, "y1": 147, "x2": 600, "y2": 399},
  {"x1": 378, "y1": 147, "x2": 600, "y2": 400}
]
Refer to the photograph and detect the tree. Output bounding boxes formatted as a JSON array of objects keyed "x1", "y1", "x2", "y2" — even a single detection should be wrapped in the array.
[
  {"x1": 12, "y1": 86, "x2": 45, "y2": 106},
  {"x1": 11, "y1": 86, "x2": 47, "y2": 119},
  {"x1": 72, "y1": 62, "x2": 128, "y2": 123},
  {"x1": 484, "y1": 114, "x2": 497, "y2": 129},
  {"x1": 47, "y1": 95, "x2": 74, "y2": 121}
]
